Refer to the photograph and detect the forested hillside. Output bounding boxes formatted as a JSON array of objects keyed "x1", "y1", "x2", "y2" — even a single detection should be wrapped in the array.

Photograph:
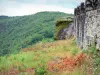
[{"x1": 0, "y1": 11, "x2": 73, "y2": 56}]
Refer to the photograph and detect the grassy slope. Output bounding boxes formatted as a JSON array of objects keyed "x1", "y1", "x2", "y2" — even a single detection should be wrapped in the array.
[
  {"x1": 0, "y1": 38, "x2": 80, "y2": 75},
  {"x1": 0, "y1": 38, "x2": 89, "y2": 74},
  {"x1": 0, "y1": 38, "x2": 100, "y2": 75},
  {"x1": 0, "y1": 12, "x2": 73, "y2": 56}
]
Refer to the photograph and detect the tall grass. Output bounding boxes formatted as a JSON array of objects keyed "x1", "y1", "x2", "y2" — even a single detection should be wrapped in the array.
[
  {"x1": 0, "y1": 38, "x2": 99, "y2": 75},
  {"x1": 0, "y1": 38, "x2": 80, "y2": 75}
]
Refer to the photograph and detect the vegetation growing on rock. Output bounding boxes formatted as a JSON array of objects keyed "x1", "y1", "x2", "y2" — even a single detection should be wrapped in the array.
[{"x1": 54, "y1": 17, "x2": 73, "y2": 40}]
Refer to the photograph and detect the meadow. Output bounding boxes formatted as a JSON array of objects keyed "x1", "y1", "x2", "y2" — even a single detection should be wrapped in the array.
[{"x1": 0, "y1": 38, "x2": 100, "y2": 75}]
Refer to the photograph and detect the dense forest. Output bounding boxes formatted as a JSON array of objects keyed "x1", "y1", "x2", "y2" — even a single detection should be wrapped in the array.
[{"x1": 0, "y1": 11, "x2": 73, "y2": 56}]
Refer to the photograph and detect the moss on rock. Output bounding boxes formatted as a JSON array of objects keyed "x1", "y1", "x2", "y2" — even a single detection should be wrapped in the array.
[{"x1": 54, "y1": 18, "x2": 73, "y2": 40}]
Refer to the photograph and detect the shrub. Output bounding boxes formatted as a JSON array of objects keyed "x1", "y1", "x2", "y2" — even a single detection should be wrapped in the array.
[
  {"x1": 35, "y1": 60, "x2": 46, "y2": 75},
  {"x1": 72, "y1": 49, "x2": 78, "y2": 56},
  {"x1": 88, "y1": 46, "x2": 97, "y2": 54},
  {"x1": 72, "y1": 39, "x2": 76, "y2": 45}
]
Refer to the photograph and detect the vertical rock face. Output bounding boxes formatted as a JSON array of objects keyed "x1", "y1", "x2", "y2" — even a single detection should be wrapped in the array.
[
  {"x1": 59, "y1": 22, "x2": 75, "y2": 39},
  {"x1": 74, "y1": 2, "x2": 85, "y2": 49},
  {"x1": 54, "y1": 18, "x2": 74, "y2": 40},
  {"x1": 74, "y1": 0, "x2": 100, "y2": 50}
]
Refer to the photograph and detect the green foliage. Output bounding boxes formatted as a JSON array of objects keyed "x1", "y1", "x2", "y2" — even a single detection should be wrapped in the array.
[
  {"x1": 88, "y1": 45, "x2": 97, "y2": 54},
  {"x1": 40, "y1": 38, "x2": 54, "y2": 43},
  {"x1": 35, "y1": 60, "x2": 46, "y2": 75},
  {"x1": 0, "y1": 56, "x2": 9, "y2": 71},
  {"x1": 72, "y1": 39, "x2": 76, "y2": 45},
  {"x1": 0, "y1": 11, "x2": 73, "y2": 56},
  {"x1": 82, "y1": 45, "x2": 100, "y2": 75},
  {"x1": 94, "y1": 57, "x2": 100, "y2": 65},
  {"x1": 72, "y1": 49, "x2": 78, "y2": 55},
  {"x1": 20, "y1": 72, "x2": 26, "y2": 75}
]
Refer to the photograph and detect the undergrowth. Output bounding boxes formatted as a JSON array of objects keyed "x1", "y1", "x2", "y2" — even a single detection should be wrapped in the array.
[
  {"x1": 0, "y1": 39, "x2": 100, "y2": 75},
  {"x1": 82, "y1": 45, "x2": 100, "y2": 75}
]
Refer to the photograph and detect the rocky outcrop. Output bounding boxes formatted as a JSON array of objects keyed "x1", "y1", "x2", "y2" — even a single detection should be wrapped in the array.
[
  {"x1": 74, "y1": 0, "x2": 100, "y2": 50},
  {"x1": 58, "y1": 22, "x2": 74, "y2": 40},
  {"x1": 54, "y1": 17, "x2": 74, "y2": 40}
]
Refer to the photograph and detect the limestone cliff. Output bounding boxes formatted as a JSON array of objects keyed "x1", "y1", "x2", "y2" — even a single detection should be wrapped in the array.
[
  {"x1": 54, "y1": 17, "x2": 74, "y2": 40},
  {"x1": 74, "y1": 0, "x2": 100, "y2": 51}
]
